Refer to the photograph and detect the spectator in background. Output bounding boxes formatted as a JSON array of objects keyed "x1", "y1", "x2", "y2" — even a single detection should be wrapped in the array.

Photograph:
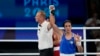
[
  {"x1": 85, "y1": 12, "x2": 100, "y2": 39},
  {"x1": 85, "y1": 12, "x2": 100, "y2": 27},
  {"x1": 85, "y1": 12, "x2": 100, "y2": 56}
]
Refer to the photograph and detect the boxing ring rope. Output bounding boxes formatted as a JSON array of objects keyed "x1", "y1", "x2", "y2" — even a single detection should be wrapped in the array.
[
  {"x1": 0, "y1": 53, "x2": 99, "y2": 55},
  {"x1": 0, "y1": 39, "x2": 99, "y2": 42},
  {"x1": 0, "y1": 27, "x2": 100, "y2": 56},
  {"x1": 0, "y1": 27, "x2": 99, "y2": 30}
]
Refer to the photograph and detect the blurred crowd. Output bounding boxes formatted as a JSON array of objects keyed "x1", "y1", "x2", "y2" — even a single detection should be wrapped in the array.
[{"x1": 85, "y1": 0, "x2": 100, "y2": 56}]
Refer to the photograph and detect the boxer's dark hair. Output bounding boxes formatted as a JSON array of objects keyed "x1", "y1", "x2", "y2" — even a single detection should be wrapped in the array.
[{"x1": 63, "y1": 20, "x2": 72, "y2": 27}]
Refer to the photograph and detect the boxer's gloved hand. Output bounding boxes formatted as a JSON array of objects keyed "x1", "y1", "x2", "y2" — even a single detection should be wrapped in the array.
[{"x1": 49, "y1": 5, "x2": 55, "y2": 15}]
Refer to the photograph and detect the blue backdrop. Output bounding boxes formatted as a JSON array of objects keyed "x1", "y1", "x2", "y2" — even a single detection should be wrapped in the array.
[{"x1": 0, "y1": 0, "x2": 86, "y2": 39}]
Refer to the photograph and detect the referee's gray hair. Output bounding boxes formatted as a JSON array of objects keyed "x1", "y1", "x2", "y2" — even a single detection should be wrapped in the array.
[{"x1": 37, "y1": 10, "x2": 46, "y2": 18}]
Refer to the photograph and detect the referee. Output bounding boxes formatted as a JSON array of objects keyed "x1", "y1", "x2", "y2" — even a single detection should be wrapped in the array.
[{"x1": 35, "y1": 10, "x2": 53, "y2": 56}]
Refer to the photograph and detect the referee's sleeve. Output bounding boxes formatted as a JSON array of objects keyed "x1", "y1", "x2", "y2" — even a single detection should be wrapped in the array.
[{"x1": 47, "y1": 23, "x2": 52, "y2": 31}]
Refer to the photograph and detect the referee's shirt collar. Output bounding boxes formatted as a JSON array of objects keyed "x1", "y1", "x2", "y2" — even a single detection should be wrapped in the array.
[{"x1": 39, "y1": 20, "x2": 47, "y2": 27}]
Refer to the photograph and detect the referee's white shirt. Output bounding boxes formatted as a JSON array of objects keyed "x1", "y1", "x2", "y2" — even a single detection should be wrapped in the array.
[{"x1": 37, "y1": 20, "x2": 53, "y2": 50}]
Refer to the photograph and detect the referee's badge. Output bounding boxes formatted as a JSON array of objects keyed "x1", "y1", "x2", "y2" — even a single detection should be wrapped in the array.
[{"x1": 70, "y1": 41, "x2": 73, "y2": 44}]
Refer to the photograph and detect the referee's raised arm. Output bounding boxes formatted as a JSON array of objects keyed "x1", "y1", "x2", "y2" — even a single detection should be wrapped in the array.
[{"x1": 49, "y1": 5, "x2": 63, "y2": 38}]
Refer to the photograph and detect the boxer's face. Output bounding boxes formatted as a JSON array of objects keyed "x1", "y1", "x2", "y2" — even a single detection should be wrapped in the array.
[{"x1": 64, "y1": 22, "x2": 72, "y2": 33}]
